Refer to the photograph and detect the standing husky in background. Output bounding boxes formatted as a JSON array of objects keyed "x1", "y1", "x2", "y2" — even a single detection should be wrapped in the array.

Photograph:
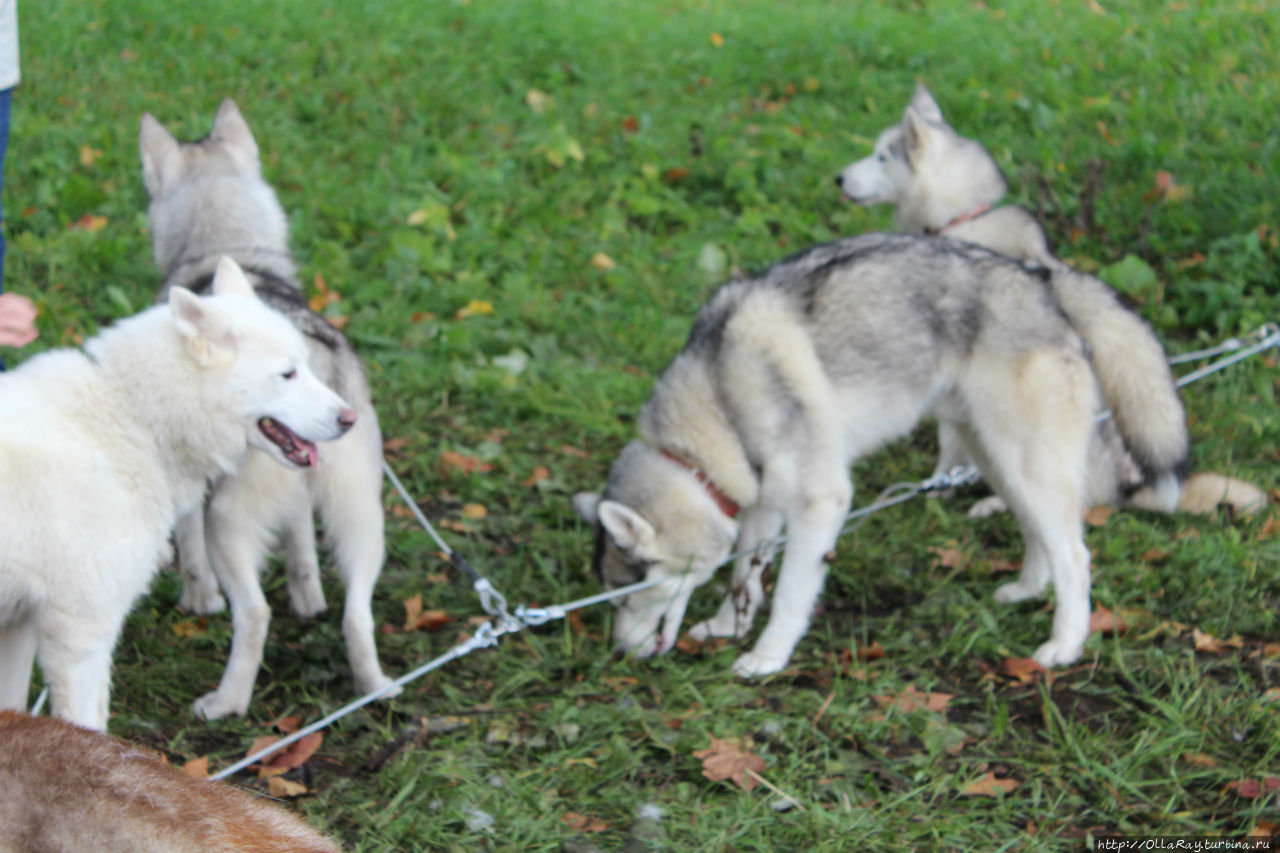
[
  {"x1": 835, "y1": 85, "x2": 1265, "y2": 517},
  {"x1": 139, "y1": 99, "x2": 398, "y2": 720},
  {"x1": 0, "y1": 711, "x2": 342, "y2": 852},
  {"x1": 577, "y1": 234, "x2": 1104, "y2": 674},
  {"x1": 0, "y1": 261, "x2": 355, "y2": 731}
]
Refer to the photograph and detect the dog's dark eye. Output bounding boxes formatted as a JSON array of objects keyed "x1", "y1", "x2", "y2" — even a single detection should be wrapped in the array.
[{"x1": 281, "y1": 369, "x2": 297, "y2": 380}]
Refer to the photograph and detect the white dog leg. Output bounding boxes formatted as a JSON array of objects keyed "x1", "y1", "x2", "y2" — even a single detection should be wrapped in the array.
[
  {"x1": 732, "y1": 481, "x2": 850, "y2": 678},
  {"x1": 175, "y1": 508, "x2": 226, "y2": 614},
  {"x1": 281, "y1": 498, "x2": 326, "y2": 619},
  {"x1": 0, "y1": 617, "x2": 37, "y2": 710},
  {"x1": 690, "y1": 506, "x2": 781, "y2": 641},
  {"x1": 42, "y1": 628, "x2": 116, "y2": 731}
]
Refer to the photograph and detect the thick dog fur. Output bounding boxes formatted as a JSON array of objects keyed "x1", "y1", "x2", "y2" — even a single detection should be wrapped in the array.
[
  {"x1": 0, "y1": 711, "x2": 341, "y2": 852},
  {"x1": 836, "y1": 84, "x2": 1265, "y2": 517},
  {"x1": 577, "y1": 234, "x2": 1102, "y2": 674},
  {"x1": 139, "y1": 99, "x2": 397, "y2": 720},
  {"x1": 0, "y1": 261, "x2": 354, "y2": 730}
]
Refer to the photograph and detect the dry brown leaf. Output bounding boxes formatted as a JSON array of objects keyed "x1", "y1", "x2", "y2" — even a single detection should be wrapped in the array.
[
  {"x1": 561, "y1": 812, "x2": 609, "y2": 833},
  {"x1": 403, "y1": 593, "x2": 423, "y2": 631},
  {"x1": 523, "y1": 466, "x2": 550, "y2": 487},
  {"x1": 1258, "y1": 515, "x2": 1280, "y2": 542},
  {"x1": 709, "y1": 32, "x2": 724, "y2": 47},
  {"x1": 1225, "y1": 777, "x2": 1280, "y2": 799},
  {"x1": 171, "y1": 617, "x2": 207, "y2": 638},
  {"x1": 461, "y1": 503, "x2": 488, "y2": 520},
  {"x1": 179, "y1": 755, "x2": 209, "y2": 779},
  {"x1": 439, "y1": 518, "x2": 473, "y2": 533},
  {"x1": 246, "y1": 735, "x2": 281, "y2": 758},
  {"x1": 79, "y1": 145, "x2": 102, "y2": 168},
  {"x1": 1252, "y1": 821, "x2": 1280, "y2": 839},
  {"x1": 1179, "y1": 752, "x2": 1218, "y2": 768},
  {"x1": 560, "y1": 444, "x2": 589, "y2": 458},
  {"x1": 274, "y1": 716, "x2": 301, "y2": 735},
  {"x1": 589, "y1": 252, "x2": 616, "y2": 271},
  {"x1": 961, "y1": 771, "x2": 1019, "y2": 797},
  {"x1": 257, "y1": 732, "x2": 323, "y2": 778},
  {"x1": 927, "y1": 545, "x2": 966, "y2": 569},
  {"x1": 1140, "y1": 548, "x2": 1171, "y2": 562},
  {"x1": 1193, "y1": 628, "x2": 1243, "y2": 654},
  {"x1": 692, "y1": 737, "x2": 766, "y2": 792},
  {"x1": 856, "y1": 641, "x2": 885, "y2": 662},
  {"x1": 620, "y1": 115, "x2": 639, "y2": 133},
  {"x1": 1084, "y1": 506, "x2": 1114, "y2": 526},
  {"x1": 382, "y1": 436, "x2": 410, "y2": 454},
  {"x1": 1089, "y1": 604, "x2": 1127, "y2": 635},
  {"x1": 267, "y1": 776, "x2": 309, "y2": 798},
  {"x1": 872, "y1": 684, "x2": 954, "y2": 714},
  {"x1": 440, "y1": 450, "x2": 495, "y2": 476},
  {"x1": 71, "y1": 214, "x2": 108, "y2": 232},
  {"x1": 998, "y1": 657, "x2": 1046, "y2": 684}
]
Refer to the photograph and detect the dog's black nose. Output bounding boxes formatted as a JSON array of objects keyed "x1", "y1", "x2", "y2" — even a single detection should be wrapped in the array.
[
  {"x1": 337, "y1": 408, "x2": 358, "y2": 432},
  {"x1": 834, "y1": 174, "x2": 843, "y2": 187}
]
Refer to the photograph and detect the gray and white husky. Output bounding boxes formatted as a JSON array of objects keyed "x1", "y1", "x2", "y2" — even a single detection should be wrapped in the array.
[
  {"x1": 836, "y1": 85, "x2": 1265, "y2": 517},
  {"x1": 576, "y1": 234, "x2": 1112, "y2": 675},
  {"x1": 140, "y1": 99, "x2": 398, "y2": 720}
]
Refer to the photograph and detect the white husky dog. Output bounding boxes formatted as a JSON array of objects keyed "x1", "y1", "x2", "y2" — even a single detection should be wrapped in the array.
[
  {"x1": 0, "y1": 260, "x2": 354, "y2": 731},
  {"x1": 139, "y1": 100, "x2": 399, "y2": 720},
  {"x1": 836, "y1": 84, "x2": 1266, "y2": 518}
]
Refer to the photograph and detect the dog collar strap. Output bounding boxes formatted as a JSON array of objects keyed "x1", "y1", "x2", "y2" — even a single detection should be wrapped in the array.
[
  {"x1": 659, "y1": 448, "x2": 741, "y2": 519},
  {"x1": 927, "y1": 203, "x2": 992, "y2": 236}
]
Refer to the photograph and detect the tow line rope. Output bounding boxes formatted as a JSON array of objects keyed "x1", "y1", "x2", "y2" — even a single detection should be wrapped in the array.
[{"x1": 30, "y1": 325, "x2": 1273, "y2": 778}]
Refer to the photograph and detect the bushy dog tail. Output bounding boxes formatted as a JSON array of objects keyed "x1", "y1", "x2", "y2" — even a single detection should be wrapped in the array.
[
  {"x1": 1176, "y1": 471, "x2": 1268, "y2": 516},
  {"x1": 1050, "y1": 269, "x2": 1189, "y2": 509}
]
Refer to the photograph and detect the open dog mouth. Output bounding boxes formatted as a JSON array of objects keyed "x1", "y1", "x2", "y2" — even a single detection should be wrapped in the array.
[{"x1": 258, "y1": 417, "x2": 318, "y2": 467}]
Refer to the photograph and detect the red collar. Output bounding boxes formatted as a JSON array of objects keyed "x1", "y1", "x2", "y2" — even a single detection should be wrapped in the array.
[
  {"x1": 924, "y1": 203, "x2": 992, "y2": 236},
  {"x1": 660, "y1": 448, "x2": 741, "y2": 519}
]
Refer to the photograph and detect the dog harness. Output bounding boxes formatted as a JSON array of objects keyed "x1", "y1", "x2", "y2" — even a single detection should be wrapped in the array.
[
  {"x1": 659, "y1": 448, "x2": 741, "y2": 519},
  {"x1": 924, "y1": 203, "x2": 992, "y2": 236}
]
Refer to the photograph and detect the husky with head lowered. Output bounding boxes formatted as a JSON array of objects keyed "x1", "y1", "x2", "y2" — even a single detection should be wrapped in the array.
[
  {"x1": 576, "y1": 233, "x2": 1109, "y2": 675},
  {"x1": 140, "y1": 99, "x2": 398, "y2": 720},
  {"x1": 835, "y1": 84, "x2": 1265, "y2": 518},
  {"x1": 0, "y1": 260, "x2": 354, "y2": 731}
]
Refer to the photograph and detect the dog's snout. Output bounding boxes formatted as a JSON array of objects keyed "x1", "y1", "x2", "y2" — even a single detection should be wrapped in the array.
[
  {"x1": 834, "y1": 174, "x2": 843, "y2": 187},
  {"x1": 337, "y1": 408, "x2": 358, "y2": 432}
]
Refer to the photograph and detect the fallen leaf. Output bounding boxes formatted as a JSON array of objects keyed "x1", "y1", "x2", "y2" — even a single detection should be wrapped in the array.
[
  {"x1": 1252, "y1": 821, "x2": 1280, "y2": 839},
  {"x1": 1084, "y1": 506, "x2": 1114, "y2": 526},
  {"x1": 872, "y1": 684, "x2": 954, "y2": 714},
  {"x1": 1139, "y1": 548, "x2": 1171, "y2": 562},
  {"x1": 461, "y1": 503, "x2": 488, "y2": 520},
  {"x1": 382, "y1": 436, "x2": 410, "y2": 454},
  {"x1": 439, "y1": 518, "x2": 473, "y2": 533},
  {"x1": 709, "y1": 32, "x2": 724, "y2": 47},
  {"x1": 803, "y1": 76, "x2": 820, "y2": 92},
  {"x1": 961, "y1": 771, "x2": 1020, "y2": 797},
  {"x1": 455, "y1": 299, "x2": 494, "y2": 319},
  {"x1": 403, "y1": 593, "x2": 424, "y2": 631},
  {"x1": 998, "y1": 657, "x2": 1046, "y2": 684},
  {"x1": 522, "y1": 466, "x2": 550, "y2": 487},
  {"x1": 267, "y1": 776, "x2": 309, "y2": 797},
  {"x1": 1258, "y1": 515, "x2": 1280, "y2": 542},
  {"x1": 308, "y1": 273, "x2": 339, "y2": 313},
  {"x1": 171, "y1": 617, "x2": 207, "y2": 638},
  {"x1": 274, "y1": 716, "x2": 301, "y2": 735},
  {"x1": 525, "y1": 88, "x2": 553, "y2": 113},
  {"x1": 1179, "y1": 752, "x2": 1218, "y2": 768},
  {"x1": 78, "y1": 145, "x2": 102, "y2": 168},
  {"x1": 71, "y1": 214, "x2": 108, "y2": 232},
  {"x1": 559, "y1": 444, "x2": 589, "y2": 458},
  {"x1": 561, "y1": 812, "x2": 609, "y2": 833},
  {"x1": 326, "y1": 315, "x2": 349, "y2": 330},
  {"x1": 589, "y1": 252, "x2": 616, "y2": 271},
  {"x1": 1225, "y1": 777, "x2": 1280, "y2": 799},
  {"x1": 246, "y1": 735, "x2": 281, "y2": 758},
  {"x1": 257, "y1": 732, "x2": 323, "y2": 778},
  {"x1": 180, "y1": 755, "x2": 209, "y2": 779},
  {"x1": 1193, "y1": 628, "x2": 1243, "y2": 654},
  {"x1": 927, "y1": 545, "x2": 966, "y2": 569},
  {"x1": 620, "y1": 115, "x2": 639, "y2": 133},
  {"x1": 856, "y1": 642, "x2": 885, "y2": 662},
  {"x1": 1090, "y1": 605, "x2": 1127, "y2": 635},
  {"x1": 440, "y1": 450, "x2": 495, "y2": 476},
  {"x1": 692, "y1": 737, "x2": 766, "y2": 792},
  {"x1": 663, "y1": 167, "x2": 690, "y2": 183}
]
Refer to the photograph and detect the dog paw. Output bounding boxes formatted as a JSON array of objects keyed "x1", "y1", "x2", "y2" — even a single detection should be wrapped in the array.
[
  {"x1": 993, "y1": 580, "x2": 1045, "y2": 604},
  {"x1": 730, "y1": 650, "x2": 788, "y2": 678},
  {"x1": 179, "y1": 585, "x2": 226, "y2": 615},
  {"x1": 1032, "y1": 638, "x2": 1084, "y2": 668},
  {"x1": 967, "y1": 496, "x2": 1008, "y2": 518},
  {"x1": 192, "y1": 691, "x2": 248, "y2": 721},
  {"x1": 689, "y1": 613, "x2": 751, "y2": 641},
  {"x1": 289, "y1": 592, "x2": 327, "y2": 620}
]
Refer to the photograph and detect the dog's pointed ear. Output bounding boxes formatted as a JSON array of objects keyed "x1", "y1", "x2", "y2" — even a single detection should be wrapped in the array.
[
  {"x1": 909, "y1": 84, "x2": 943, "y2": 123},
  {"x1": 572, "y1": 492, "x2": 603, "y2": 525},
  {"x1": 210, "y1": 256, "x2": 257, "y2": 299},
  {"x1": 211, "y1": 98, "x2": 261, "y2": 175},
  {"x1": 169, "y1": 288, "x2": 237, "y2": 367},
  {"x1": 902, "y1": 106, "x2": 933, "y2": 165},
  {"x1": 596, "y1": 500, "x2": 655, "y2": 553},
  {"x1": 139, "y1": 113, "x2": 182, "y2": 199}
]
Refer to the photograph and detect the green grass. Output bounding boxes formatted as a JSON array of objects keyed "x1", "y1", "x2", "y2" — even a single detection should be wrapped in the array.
[{"x1": 9, "y1": 0, "x2": 1280, "y2": 849}]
